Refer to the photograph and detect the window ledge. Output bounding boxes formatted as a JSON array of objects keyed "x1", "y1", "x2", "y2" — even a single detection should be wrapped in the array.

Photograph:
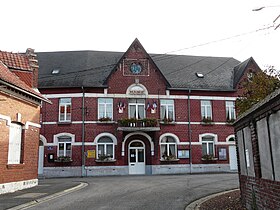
[
  {"x1": 95, "y1": 159, "x2": 116, "y2": 163},
  {"x1": 160, "y1": 159, "x2": 179, "y2": 162},
  {"x1": 58, "y1": 121, "x2": 72, "y2": 125},
  {"x1": 201, "y1": 158, "x2": 218, "y2": 161},
  {"x1": 201, "y1": 122, "x2": 214, "y2": 125},
  {"x1": 54, "y1": 159, "x2": 73, "y2": 163},
  {"x1": 6, "y1": 163, "x2": 25, "y2": 169},
  {"x1": 97, "y1": 121, "x2": 115, "y2": 124},
  {"x1": 160, "y1": 121, "x2": 176, "y2": 125}
]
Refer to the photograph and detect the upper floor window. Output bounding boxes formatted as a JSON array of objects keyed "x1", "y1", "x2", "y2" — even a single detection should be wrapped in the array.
[
  {"x1": 58, "y1": 136, "x2": 72, "y2": 157},
  {"x1": 226, "y1": 101, "x2": 236, "y2": 120},
  {"x1": 97, "y1": 136, "x2": 115, "y2": 160},
  {"x1": 201, "y1": 100, "x2": 212, "y2": 120},
  {"x1": 59, "y1": 98, "x2": 71, "y2": 122},
  {"x1": 160, "y1": 136, "x2": 177, "y2": 160},
  {"x1": 160, "y1": 100, "x2": 174, "y2": 122},
  {"x1": 8, "y1": 123, "x2": 23, "y2": 164},
  {"x1": 129, "y1": 99, "x2": 145, "y2": 119},
  {"x1": 98, "y1": 98, "x2": 113, "y2": 120},
  {"x1": 202, "y1": 136, "x2": 215, "y2": 156}
]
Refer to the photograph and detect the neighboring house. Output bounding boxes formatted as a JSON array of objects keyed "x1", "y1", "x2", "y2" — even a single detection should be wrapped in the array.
[
  {"x1": 0, "y1": 49, "x2": 49, "y2": 194},
  {"x1": 234, "y1": 88, "x2": 280, "y2": 209},
  {"x1": 37, "y1": 39, "x2": 260, "y2": 177}
]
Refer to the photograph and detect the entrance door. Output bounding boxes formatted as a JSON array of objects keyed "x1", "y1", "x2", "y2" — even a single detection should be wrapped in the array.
[
  {"x1": 38, "y1": 141, "x2": 44, "y2": 175},
  {"x1": 229, "y1": 146, "x2": 237, "y2": 170},
  {"x1": 129, "y1": 141, "x2": 145, "y2": 174}
]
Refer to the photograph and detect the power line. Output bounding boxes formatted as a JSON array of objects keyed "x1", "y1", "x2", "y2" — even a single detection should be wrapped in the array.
[{"x1": 38, "y1": 24, "x2": 274, "y2": 81}]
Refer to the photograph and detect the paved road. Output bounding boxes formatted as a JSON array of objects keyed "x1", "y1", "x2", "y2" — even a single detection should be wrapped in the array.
[{"x1": 26, "y1": 173, "x2": 238, "y2": 210}]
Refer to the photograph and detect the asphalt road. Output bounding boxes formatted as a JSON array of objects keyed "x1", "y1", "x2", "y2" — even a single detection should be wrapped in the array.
[{"x1": 26, "y1": 173, "x2": 238, "y2": 210}]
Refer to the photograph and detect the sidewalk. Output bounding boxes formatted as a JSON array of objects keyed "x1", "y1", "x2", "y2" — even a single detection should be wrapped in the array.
[{"x1": 0, "y1": 178, "x2": 87, "y2": 210}]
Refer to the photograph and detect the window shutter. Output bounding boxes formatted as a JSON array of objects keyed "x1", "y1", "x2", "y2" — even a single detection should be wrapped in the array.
[{"x1": 8, "y1": 123, "x2": 22, "y2": 164}]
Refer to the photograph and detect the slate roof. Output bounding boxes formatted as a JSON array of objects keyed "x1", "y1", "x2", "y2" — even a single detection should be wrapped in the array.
[{"x1": 37, "y1": 50, "x2": 243, "y2": 91}]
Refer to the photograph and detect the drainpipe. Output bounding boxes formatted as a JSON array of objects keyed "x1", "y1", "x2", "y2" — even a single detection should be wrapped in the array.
[
  {"x1": 188, "y1": 89, "x2": 192, "y2": 173},
  {"x1": 81, "y1": 86, "x2": 86, "y2": 177}
]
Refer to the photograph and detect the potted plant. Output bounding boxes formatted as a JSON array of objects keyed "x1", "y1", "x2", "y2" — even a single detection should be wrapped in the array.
[
  {"x1": 201, "y1": 154, "x2": 217, "y2": 162},
  {"x1": 98, "y1": 117, "x2": 112, "y2": 122},
  {"x1": 162, "y1": 118, "x2": 174, "y2": 124},
  {"x1": 202, "y1": 117, "x2": 213, "y2": 124},
  {"x1": 97, "y1": 154, "x2": 113, "y2": 162},
  {"x1": 226, "y1": 118, "x2": 235, "y2": 124}
]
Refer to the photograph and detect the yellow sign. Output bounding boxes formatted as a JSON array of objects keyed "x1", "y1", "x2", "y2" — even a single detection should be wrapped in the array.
[{"x1": 87, "y1": 150, "x2": 95, "y2": 158}]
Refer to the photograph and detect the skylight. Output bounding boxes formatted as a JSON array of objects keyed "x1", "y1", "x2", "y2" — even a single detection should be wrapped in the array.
[
  {"x1": 196, "y1": 73, "x2": 204, "y2": 78},
  {"x1": 52, "y1": 69, "x2": 60, "y2": 74}
]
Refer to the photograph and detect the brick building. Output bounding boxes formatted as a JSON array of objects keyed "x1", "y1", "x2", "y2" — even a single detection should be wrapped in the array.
[
  {"x1": 0, "y1": 49, "x2": 49, "y2": 194},
  {"x1": 234, "y1": 88, "x2": 280, "y2": 209},
  {"x1": 37, "y1": 39, "x2": 259, "y2": 177}
]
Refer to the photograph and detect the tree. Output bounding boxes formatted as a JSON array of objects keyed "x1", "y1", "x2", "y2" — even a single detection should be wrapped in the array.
[{"x1": 236, "y1": 66, "x2": 280, "y2": 114}]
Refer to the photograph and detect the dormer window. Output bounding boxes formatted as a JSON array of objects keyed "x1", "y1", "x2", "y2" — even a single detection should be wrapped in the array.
[
  {"x1": 52, "y1": 69, "x2": 60, "y2": 74},
  {"x1": 196, "y1": 73, "x2": 204, "y2": 78}
]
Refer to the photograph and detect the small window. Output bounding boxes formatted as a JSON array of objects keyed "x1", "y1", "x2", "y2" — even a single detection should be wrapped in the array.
[
  {"x1": 160, "y1": 136, "x2": 177, "y2": 160},
  {"x1": 58, "y1": 136, "x2": 72, "y2": 157},
  {"x1": 98, "y1": 98, "x2": 113, "y2": 120},
  {"x1": 196, "y1": 73, "x2": 204, "y2": 78},
  {"x1": 160, "y1": 100, "x2": 175, "y2": 122},
  {"x1": 97, "y1": 137, "x2": 115, "y2": 160},
  {"x1": 226, "y1": 101, "x2": 236, "y2": 121},
  {"x1": 201, "y1": 100, "x2": 212, "y2": 120},
  {"x1": 59, "y1": 98, "x2": 71, "y2": 122},
  {"x1": 129, "y1": 99, "x2": 145, "y2": 119},
  {"x1": 52, "y1": 69, "x2": 60, "y2": 74}
]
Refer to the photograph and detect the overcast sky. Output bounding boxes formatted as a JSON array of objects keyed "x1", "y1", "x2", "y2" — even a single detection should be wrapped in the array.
[{"x1": 1, "y1": 0, "x2": 280, "y2": 70}]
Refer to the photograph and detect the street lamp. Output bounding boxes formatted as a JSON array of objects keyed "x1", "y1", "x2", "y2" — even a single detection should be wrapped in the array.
[{"x1": 252, "y1": 5, "x2": 280, "y2": 11}]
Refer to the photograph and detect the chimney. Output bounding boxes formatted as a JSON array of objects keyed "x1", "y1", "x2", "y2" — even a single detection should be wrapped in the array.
[{"x1": 26, "y1": 48, "x2": 39, "y2": 88}]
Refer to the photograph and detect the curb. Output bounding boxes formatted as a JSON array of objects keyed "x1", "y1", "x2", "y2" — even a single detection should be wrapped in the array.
[
  {"x1": 185, "y1": 188, "x2": 239, "y2": 210},
  {"x1": 7, "y1": 182, "x2": 88, "y2": 210}
]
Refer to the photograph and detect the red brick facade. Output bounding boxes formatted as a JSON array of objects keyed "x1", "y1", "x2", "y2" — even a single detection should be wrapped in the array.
[
  {"x1": 0, "y1": 50, "x2": 45, "y2": 194},
  {"x1": 37, "y1": 40, "x2": 259, "y2": 177}
]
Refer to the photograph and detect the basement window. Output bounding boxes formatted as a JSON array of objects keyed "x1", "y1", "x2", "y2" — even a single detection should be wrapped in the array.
[
  {"x1": 52, "y1": 69, "x2": 60, "y2": 74},
  {"x1": 196, "y1": 73, "x2": 204, "y2": 78}
]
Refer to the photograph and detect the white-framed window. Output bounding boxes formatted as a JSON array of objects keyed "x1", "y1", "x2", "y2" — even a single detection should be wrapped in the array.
[
  {"x1": 160, "y1": 136, "x2": 177, "y2": 159},
  {"x1": 226, "y1": 101, "x2": 236, "y2": 120},
  {"x1": 58, "y1": 136, "x2": 72, "y2": 157},
  {"x1": 201, "y1": 100, "x2": 212, "y2": 120},
  {"x1": 8, "y1": 123, "x2": 22, "y2": 164},
  {"x1": 202, "y1": 136, "x2": 215, "y2": 156},
  {"x1": 129, "y1": 99, "x2": 145, "y2": 119},
  {"x1": 97, "y1": 137, "x2": 115, "y2": 160},
  {"x1": 98, "y1": 98, "x2": 113, "y2": 120},
  {"x1": 59, "y1": 98, "x2": 71, "y2": 122},
  {"x1": 160, "y1": 99, "x2": 175, "y2": 121}
]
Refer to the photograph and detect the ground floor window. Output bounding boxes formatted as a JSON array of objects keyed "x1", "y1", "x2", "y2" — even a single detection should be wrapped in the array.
[
  {"x1": 160, "y1": 136, "x2": 177, "y2": 160},
  {"x1": 202, "y1": 136, "x2": 215, "y2": 157},
  {"x1": 58, "y1": 136, "x2": 72, "y2": 157},
  {"x1": 97, "y1": 136, "x2": 114, "y2": 160}
]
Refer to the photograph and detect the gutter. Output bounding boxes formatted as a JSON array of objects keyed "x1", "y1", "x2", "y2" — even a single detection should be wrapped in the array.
[{"x1": 0, "y1": 80, "x2": 51, "y2": 104}]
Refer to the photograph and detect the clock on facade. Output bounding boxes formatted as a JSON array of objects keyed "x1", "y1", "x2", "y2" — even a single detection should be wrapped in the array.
[{"x1": 130, "y1": 63, "x2": 142, "y2": 74}]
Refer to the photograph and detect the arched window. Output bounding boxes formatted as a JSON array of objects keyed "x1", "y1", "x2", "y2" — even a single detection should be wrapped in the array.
[
  {"x1": 202, "y1": 136, "x2": 215, "y2": 156},
  {"x1": 97, "y1": 136, "x2": 115, "y2": 160},
  {"x1": 160, "y1": 136, "x2": 177, "y2": 160},
  {"x1": 57, "y1": 136, "x2": 72, "y2": 157}
]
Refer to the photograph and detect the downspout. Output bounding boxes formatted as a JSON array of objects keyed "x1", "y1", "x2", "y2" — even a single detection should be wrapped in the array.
[
  {"x1": 188, "y1": 89, "x2": 192, "y2": 173},
  {"x1": 81, "y1": 86, "x2": 86, "y2": 177}
]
